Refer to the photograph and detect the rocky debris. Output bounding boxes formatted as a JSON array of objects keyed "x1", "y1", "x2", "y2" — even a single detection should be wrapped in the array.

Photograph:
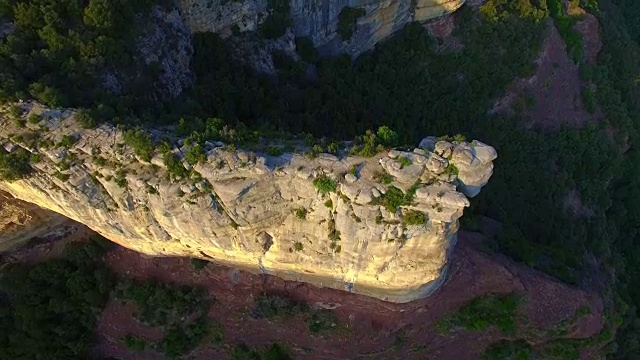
[
  {"x1": 175, "y1": 0, "x2": 465, "y2": 60},
  {"x1": 0, "y1": 103, "x2": 496, "y2": 303}
]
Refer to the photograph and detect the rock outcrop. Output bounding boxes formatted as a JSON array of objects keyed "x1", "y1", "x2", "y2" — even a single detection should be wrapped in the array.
[
  {"x1": 0, "y1": 191, "x2": 72, "y2": 252},
  {"x1": 0, "y1": 103, "x2": 495, "y2": 302},
  {"x1": 176, "y1": 0, "x2": 465, "y2": 58}
]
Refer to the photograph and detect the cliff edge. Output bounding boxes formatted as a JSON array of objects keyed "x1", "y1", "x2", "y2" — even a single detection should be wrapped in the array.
[{"x1": 0, "y1": 102, "x2": 495, "y2": 302}]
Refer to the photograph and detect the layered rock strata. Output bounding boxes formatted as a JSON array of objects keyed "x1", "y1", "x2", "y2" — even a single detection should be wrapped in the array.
[
  {"x1": 176, "y1": 0, "x2": 465, "y2": 57},
  {"x1": 0, "y1": 103, "x2": 495, "y2": 302}
]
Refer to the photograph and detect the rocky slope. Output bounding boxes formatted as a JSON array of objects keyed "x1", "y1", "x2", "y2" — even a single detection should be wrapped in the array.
[
  {"x1": 0, "y1": 103, "x2": 495, "y2": 302},
  {"x1": 176, "y1": 0, "x2": 465, "y2": 57}
]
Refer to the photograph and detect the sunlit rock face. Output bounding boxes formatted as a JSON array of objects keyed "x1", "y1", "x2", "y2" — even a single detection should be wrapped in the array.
[
  {"x1": 0, "y1": 103, "x2": 495, "y2": 302},
  {"x1": 175, "y1": 0, "x2": 465, "y2": 58}
]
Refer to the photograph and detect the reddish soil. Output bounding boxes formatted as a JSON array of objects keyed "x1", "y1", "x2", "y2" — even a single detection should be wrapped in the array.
[
  {"x1": 492, "y1": 21, "x2": 601, "y2": 130},
  {"x1": 92, "y1": 231, "x2": 604, "y2": 360}
]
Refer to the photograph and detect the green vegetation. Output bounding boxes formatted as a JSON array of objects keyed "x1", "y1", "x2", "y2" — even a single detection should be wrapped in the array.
[
  {"x1": 0, "y1": 0, "x2": 157, "y2": 111},
  {"x1": 373, "y1": 170, "x2": 393, "y2": 184},
  {"x1": 191, "y1": 258, "x2": 209, "y2": 270},
  {"x1": 547, "y1": 0, "x2": 584, "y2": 63},
  {"x1": 306, "y1": 309, "x2": 337, "y2": 334},
  {"x1": 260, "y1": 0, "x2": 291, "y2": 39},
  {"x1": 250, "y1": 293, "x2": 310, "y2": 320},
  {"x1": 293, "y1": 241, "x2": 303, "y2": 251},
  {"x1": 123, "y1": 129, "x2": 154, "y2": 162},
  {"x1": 482, "y1": 340, "x2": 532, "y2": 360},
  {"x1": 116, "y1": 280, "x2": 210, "y2": 326},
  {"x1": 27, "y1": 113, "x2": 41, "y2": 124},
  {"x1": 123, "y1": 334, "x2": 148, "y2": 352},
  {"x1": 313, "y1": 174, "x2": 337, "y2": 194},
  {"x1": 371, "y1": 185, "x2": 416, "y2": 213},
  {"x1": 163, "y1": 152, "x2": 189, "y2": 180},
  {"x1": 0, "y1": 148, "x2": 32, "y2": 181},
  {"x1": 436, "y1": 293, "x2": 522, "y2": 335},
  {"x1": 294, "y1": 207, "x2": 308, "y2": 219},
  {"x1": 337, "y1": 7, "x2": 366, "y2": 40},
  {"x1": 230, "y1": 342, "x2": 292, "y2": 360},
  {"x1": 403, "y1": 210, "x2": 428, "y2": 226},
  {"x1": 56, "y1": 134, "x2": 77, "y2": 149},
  {"x1": 296, "y1": 37, "x2": 319, "y2": 63},
  {"x1": 397, "y1": 156, "x2": 411, "y2": 168},
  {"x1": 0, "y1": 238, "x2": 115, "y2": 359},
  {"x1": 324, "y1": 199, "x2": 333, "y2": 208}
]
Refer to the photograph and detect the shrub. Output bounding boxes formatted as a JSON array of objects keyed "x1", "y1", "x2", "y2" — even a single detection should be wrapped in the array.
[
  {"x1": 163, "y1": 153, "x2": 189, "y2": 179},
  {"x1": 123, "y1": 129, "x2": 154, "y2": 162},
  {"x1": 184, "y1": 144, "x2": 206, "y2": 165},
  {"x1": 123, "y1": 334, "x2": 147, "y2": 352},
  {"x1": 296, "y1": 37, "x2": 319, "y2": 63},
  {"x1": 294, "y1": 242, "x2": 303, "y2": 251},
  {"x1": 372, "y1": 186, "x2": 414, "y2": 213},
  {"x1": 266, "y1": 146, "x2": 283, "y2": 156},
  {"x1": 403, "y1": 210, "x2": 427, "y2": 226},
  {"x1": 157, "y1": 317, "x2": 210, "y2": 359},
  {"x1": 397, "y1": 156, "x2": 411, "y2": 168},
  {"x1": 250, "y1": 293, "x2": 309, "y2": 320},
  {"x1": 313, "y1": 174, "x2": 337, "y2": 194},
  {"x1": 294, "y1": 207, "x2": 308, "y2": 219},
  {"x1": 115, "y1": 280, "x2": 210, "y2": 326},
  {"x1": 306, "y1": 310, "x2": 337, "y2": 334},
  {"x1": 324, "y1": 199, "x2": 333, "y2": 208},
  {"x1": 57, "y1": 134, "x2": 77, "y2": 148},
  {"x1": 337, "y1": 7, "x2": 366, "y2": 40},
  {"x1": 230, "y1": 342, "x2": 292, "y2": 360},
  {"x1": 0, "y1": 148, "x2": 32, "y2": 181},
  {"x1": 482, "y1": 340, "x2": 532, "y2": 360},
  {"x1": 191, "y1": 258, "x2": 208, "y2": 270},
  {"x1": 436, "y1": 293, "x2": 522, "y2": 335},
  {"x1": 27, "y1": 113, "x2": 41, "y2": 124},
  {"x1": 373, "y1": 170, "x2": 393, "y2": 184},
  {"x1": 0, "y1": 239, "x2": 115, "y2": 359}
]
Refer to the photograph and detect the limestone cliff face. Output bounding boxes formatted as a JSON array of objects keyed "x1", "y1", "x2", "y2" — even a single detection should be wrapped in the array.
[
  {"x1": 176, "y1": 0, "x2": 464, "y2": 58},
  {"x1": 0, "y1": 103, "x2": 495, "y2": 302}
]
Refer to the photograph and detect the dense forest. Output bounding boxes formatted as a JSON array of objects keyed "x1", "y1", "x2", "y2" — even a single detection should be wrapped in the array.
[{"x1": 2, "y1": 0, "x2": 640, "y2": 358}]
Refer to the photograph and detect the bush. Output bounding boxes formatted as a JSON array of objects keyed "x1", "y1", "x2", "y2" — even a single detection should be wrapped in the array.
[
  {"x1": 123, "y1": 334, "x2": 147, "y2": 352},
  {"x1": 191, "y1": 258, "x2": 208, "y2": 270},
  {"x1": 57, "y1": 134, "x2": 77, "y2": 148},
  {"x1": 250, "y1": 293, "x2": 309, "y2": 320},
  {"x1": 0, "y1": 239, "x2": 115, "y2": 359},
  {"x1": 27, "y1": 113, "x2": 41, "y2": 124},
  {"x1": 230, "y1": 342, "x2": 292, "y2": 360},
  {"x1": 313, "y1": 174, "x2": 338, "y2": 194},
  {"x1": 296, "y1": 37, "x2": 319, "y2": 63},
  {"x1": 116, "y1": 280, "x2": 210, "y2": 326},
  {"x1": 306, "y1": 310, "x2": 337, "y2": 334},
  {"x1": 373, "y1": 170, "x2": 393, "y2": 184},
  {"x1": 293, "y1": 242, "x2": 303, "y2": 251},
  {"x1": 372, "y1": 185, "x2": 417, "y2": 213},
  {"x1": 123, "y1": 129, "x2": 154, "y2": 162},
  {"x1": 157, "y1": 317, "x2": 210, "y2": 359},
  {"x1": 482, "y1": 340, "x2": 532, "y2": 360},
  {"x1": 163, "y1": 152, "x2": 189, "y2": 179},
  {"x1": 397, "y1": 156, "x2": 411, "y2": 168},
  {"x1": 436, "y1": 293, "x2": 522, "y2": 335},
  {"x1": 324, "y1": 199, "x2": 333, "y2": 208},
  {"x1": 403, "y1": 210, "x2": 427, "y2": 226},
  {"x1": 294, "y1": 207, "x2": 307, "y2": 219},
  {"x1": 337, "y1": 7, "x2": 366, "y2": 40},
  {"x1": 0, "y1": 148, "x2": 32, "y2": 181}
]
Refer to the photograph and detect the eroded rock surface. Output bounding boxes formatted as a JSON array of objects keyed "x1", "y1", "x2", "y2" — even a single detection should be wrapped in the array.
[
  {"x1": 0, "y1": 103, "x2": 495, "y2": 302},
  {"x1": 176, "y1": 0, "x2": 465, "y2": 58}
]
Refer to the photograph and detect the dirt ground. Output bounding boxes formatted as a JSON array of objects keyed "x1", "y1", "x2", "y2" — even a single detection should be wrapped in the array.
[{"x1": 89, "y1": 231, "x2": 604, "y2": 360}]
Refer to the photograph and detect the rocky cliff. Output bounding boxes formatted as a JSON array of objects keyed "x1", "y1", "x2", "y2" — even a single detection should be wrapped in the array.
[
  {"x1": 0, "y1": 103, "x2": 495, "y2": 302},
  {"x1": 176, "y1": 0, "x2": 465, "y2": 57}
]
